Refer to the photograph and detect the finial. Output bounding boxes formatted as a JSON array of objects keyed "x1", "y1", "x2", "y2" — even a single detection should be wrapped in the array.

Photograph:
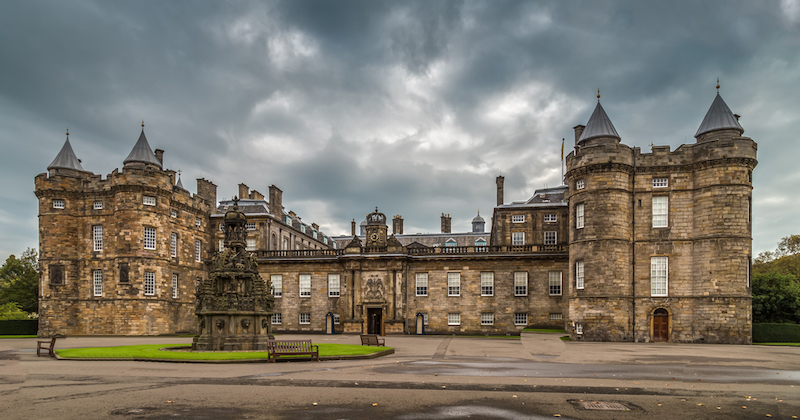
[
  {"x1": 597, "y1": 88, "x2": 601, "y2": 101},
  {"x1": 716, "y1": 77, "x2": 720, "y2": 93},
  {"x1": 141, "y1": 120, "x2": 145, "y2": 130},
  {"x1": 66, "y1": 127, "x2": 69, "y2": 138},
  {"x1": 375, "y1": 206, "x2": 379, "y2": 213}
]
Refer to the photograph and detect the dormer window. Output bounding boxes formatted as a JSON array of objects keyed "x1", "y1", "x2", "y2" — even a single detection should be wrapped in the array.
[
  {"x1": 312, "y1": 231, "x2": 318, "y2": 239},
  {"x1": 300, "y1": 225, "x2": 306, "y2": 233},
  {"x1": 653, "y1": 178, "x2": 668, "y2": 188},
  {"x1": 286, "y1": 216, "x2": 292, "y2": 225},
  {"x1": 445, "y1": 238, "x2": 457, "y2": 247},
  {"x1": 53, "y1": 199, "x2": 65, "y2": 209}
]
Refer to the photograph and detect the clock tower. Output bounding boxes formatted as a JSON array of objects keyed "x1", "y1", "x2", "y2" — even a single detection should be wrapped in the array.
[{"x1": 364, "y1": 207, "x2": 388, "y2": 247}]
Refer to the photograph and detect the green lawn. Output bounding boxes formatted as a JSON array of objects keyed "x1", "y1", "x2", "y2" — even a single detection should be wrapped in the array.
[
  {"x1": 753, "y1": 342, "x2": 800, "y2": 346},
  {"x1": 0, "y1": 335, "x2": 37, "y2": 338},
  {"x1": 56, "y1": 343, "x2": 390, "y2": 360},
  {"x1": 523, "y1": 328, "x2": 567, "y2": 333}
]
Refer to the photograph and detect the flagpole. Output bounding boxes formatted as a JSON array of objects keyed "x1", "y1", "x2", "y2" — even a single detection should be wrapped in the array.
[{"x1": 561, "y1": 138, "x2": 565, "y2": 184}]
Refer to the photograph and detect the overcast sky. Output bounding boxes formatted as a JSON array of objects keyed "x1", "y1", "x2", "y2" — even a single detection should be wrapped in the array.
[{"x1": 1, "y1": 0, "x2": 798, "y2": 260}]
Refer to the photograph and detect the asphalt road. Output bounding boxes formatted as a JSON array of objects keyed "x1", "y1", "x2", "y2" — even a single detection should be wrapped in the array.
[{"x1": 1, "y1": 333, "x2": 798, "y2": 419}]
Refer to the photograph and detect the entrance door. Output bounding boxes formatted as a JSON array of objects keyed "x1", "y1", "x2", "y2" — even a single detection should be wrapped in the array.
[
  {"x1": 653, "y1": 308, "x2": 669, "y2": 342},
  {"x1": 367, "y1": 308, "x2": 383, "y2": 335}
]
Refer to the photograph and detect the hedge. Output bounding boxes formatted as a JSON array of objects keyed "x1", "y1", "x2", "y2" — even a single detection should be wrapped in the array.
[
  {"x1": 752, "y1": 323, "x2": 800, "y2": 343},
  {"x1": 0, "y1": 320, "x2": 38, "y2": 335}
]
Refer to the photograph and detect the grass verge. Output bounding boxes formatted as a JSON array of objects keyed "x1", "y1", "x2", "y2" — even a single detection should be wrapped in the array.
[
  {"x1": 523, "y1": 328, "x2": 567, "y2": 334},
  {"x1": 0, "y1": 335, "x2": 37, "y2": 338},
  {"x1": 753, "y1": 342, "x2": 800, "y2": 346},
  {"x1": 56, "y1": 343, "x2": 390, "y2": 360}
]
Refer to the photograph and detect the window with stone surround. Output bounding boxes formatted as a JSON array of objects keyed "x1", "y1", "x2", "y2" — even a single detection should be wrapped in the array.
[
  {"x1": 271, "y1": 274, "x2": 282, "y2": 297},
  {"x1": 512, "y1": 232, "x2": 525, "y2": 245},
  {"x1": 245, "y1": 222, "x2": 256, "y2": 230},
  {"x1": 170, "y1": 233, "x2": 178, "y2": 258},
  {"x1": 92, "y1": 225, "x2": 103, "y2": 252},
  {"x1": 576, "y1": 204, "x2": 585, "y2": 229},
  {"x1": 651, "y1": 257, "x2": 668, "y2": 296},
  {"x1": 313, "y1": 231, "x2": 318, "y2": 239},
  {"x1": 144, "y1": 227, "x2": 156, "y2": 250},
  {"x1": 653, "y1": 177, "x2": 668, "y2": 188},
  {"x1": 544, "y1": 231, "x2": 557, "y2": 245},
  {"x1": 299, "y1": 274, "x2": 311, "y2": 297},
  {"x1": 481, "y1": 272, "x2": 494, "y2": 296},
  {"x1": 172, "y1": 274, "x2": 178, "y2": 299},
  {"x1": 514, "y1": 272, "x2": 528, "y2": 296},
  {"x1": 119, "y1": 263, "x2": 129, "y2": 283},
  {"x1": 576, "y1": 179, "x2": 585, "y2": 190},
  {"x1": 272, "y1": 313, "x2": 282, "y2": 324},
  {"x1": 50, "y1": 264, "x2": 64, "y2": 285},
  {"x1": 143, "y1": 196, "x2": 156, "y2": 206},
  {"x1": 333, "y1": 313, "x2": 340, "y2": 324},
  {"x1": 246, "y1": 238, "x2": 256, "y2": 251},
  {"x1": 544, "y1": 214, "x2": 557, "y2": 223},
  {"x1": 652, "y1": 196, "x2": 668, "y2": 228},
  {"x1": 549, "y1": 313, "x2": 563, "y2": 321},
  {"x1": 144, "y1": 272, "x2": 155, "y2": 296},
  {"x1": 514, "y1": 312, "x2": 528, "y2": 325},
  {"x1": 53, "y1": 199, "x2": 65, "y2": 209},
  {"x1": 475, "y1": 238, "x2": 486, "y2": 246},
  {"x1": 512, "y1": 215, "x2": 525, "y2": 223},
  {"x1": 93, "y1": 270, "x2": 102, "y2": 297},
  {"x1": 448, "y1": 313, "x2": 460, "y2": 326},
  {"x1": 447, "y1": 272, "x2": 460, "y2": 296},
  {"x1": 195, "y1": 218, "x2": 201, "y2": 228},
  {"x1": 170, "y1": 209, "x2": 177, "y2": 218},
  {"x1": 93, "y1": 201, "x2": 103, "y2": 210},
  {"x1": 299, "y1": 313, "x2": 310, "y2": 324},
  {"x1": 195, "y1": 239, "x2": 202, "y2": 262},
  {"x1": 422, "y1": 313, "x2": 428, "y2": 325},
  {"x1": 328, "y1": 274, "x2": 340, "y2": 297},
  {"x1": 219, "y1": 239, "x2": 225, "y2": 252},
  {"x1": 576, "y1": 261, "x2": 585, "y2": 290},
  {"x1": 481, "y1": 312, "x2": 494, "y2": 325},
  {"x1": 549, "y1": 271, "x2": 562, "y2": 296},
  {"x1": 416, "y1": 273, "x2": 428, "y2": 296}
]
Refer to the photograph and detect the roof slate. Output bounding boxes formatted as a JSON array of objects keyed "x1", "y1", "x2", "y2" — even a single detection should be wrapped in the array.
[
  {"x1": 578, "y1": 102, "x2": 620, "y2": 142},
  {"x1": 48, "y1": 138, "x2": 85, "y2": 171},
  {"x1": 695, "y1": 93, "x2": 744, "y2": 137},
  {"x1": 123, "y1": 130, "x2": 162, "y2": 167}
]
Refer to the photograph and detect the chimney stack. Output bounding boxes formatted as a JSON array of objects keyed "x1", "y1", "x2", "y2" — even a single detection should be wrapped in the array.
[
  {"x1": 268, "y1": 185, "x2": 283, "y2": 216},
  {"x1": 154, "y1": 149, "x2": 164, "y2": 166},
  {"x1": 351, "y1": 219, "x2": 356, "y2": 236},
  {"x1": 496, "y1": 176, "x2": 505, "y2": 206},
  {"x1": 573, "y1": 125, "x2": 585, "y2": 144},
  {"x1": 238, "y1": 183, "x2": 249, "y2": 201},
  {"x1": 392, "y1": 215, "x2": 404, "y2": 235},
  {"x1": 441, "y1": 213, "x2": 451, "y2": 234},
  {"x1": 196, "y1": 178, "x2": 218, "y2": 207}
]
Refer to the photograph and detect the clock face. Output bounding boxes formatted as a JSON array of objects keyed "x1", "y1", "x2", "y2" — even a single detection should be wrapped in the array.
[{"x1": 370, "y1": 233, "x2": 378, "y2": 241}]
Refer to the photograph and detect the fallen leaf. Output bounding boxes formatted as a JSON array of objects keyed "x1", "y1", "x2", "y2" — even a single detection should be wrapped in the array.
[
  {"x1": 657, "y1": 404, "x2": 662, "y2": 407},
  {"x1": 717, "y1": 407, "x2": 721, "y2": 410},
  {"x1": 512, "y1": 395, "x2": 518, "y2": 398},
  {"x1": 372, "y1": 403, "x2": 378, "y2": 407},
  {"x1": 312, "y1": 403, "x2": 318, "y2": 406},
  {"x1": 743, "y1": 406, "x2": 747, "y2": 409}
]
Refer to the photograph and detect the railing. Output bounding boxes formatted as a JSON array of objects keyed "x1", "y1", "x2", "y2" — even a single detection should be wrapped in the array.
[
  {"x1": 257, "y1": 244, "x2": 566, "y2": 259},
  {"x1": 256, "y1": 249, "x2": 344, "y2": 258}
]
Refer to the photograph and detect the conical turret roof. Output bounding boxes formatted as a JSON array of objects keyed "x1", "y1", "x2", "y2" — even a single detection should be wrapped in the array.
[
  {"x1": 48, "y1": 138, "x2": 85, "y2": 171},
  {"x1": 695, "y1": 93, "x2": 744, "y2": 137},
  {"x1": 578, "y1": 102, "x2": 620, "y2": 142},
  {"x1": 123, "y1": 130, "x2": 162, "y2": 168},
  {"x1": 176, "y1": 174, "x2": 185, "y2": 190}
]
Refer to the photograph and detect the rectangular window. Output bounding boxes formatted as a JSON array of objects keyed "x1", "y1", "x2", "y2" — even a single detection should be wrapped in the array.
[
  {"x1": 172, "y1": 274, "x2": 178, "y2": 299},
  {"x1": 170, "y1": 233, "x2": 178, "y2": 258},
  {"x1": 447, "y1": 272, "x2": 460, "y2": 296},
  {"x1": 271, "y1": 274, "x2": 282, "y2": 297},
  {"x1": 299, "y1": 313, "x2": 310, "y2": 324},
  {"x1": 144, "y1": 227, "x2": 156, "y2": 250},
  {"x1": 423, "y1": 313, "x2": 428, "y2": 325},
  {"x1": 195, "y1": 218, "x2": 201, "y2": 228},
  {"x1": 576, "y1": 204, "x2": 585, "y2": 229},
  {"x1": 651, "y1": 256, "x2": 668, "y2": 296},
  {"x1": 271, "y1": 313, "x2": 282, "y2": 324},
  {"x1": 544, "y1": 231, "x2": 557, "y2": 245},
  {"x1": 170, "y1": 209, "x2": 177, "y2": 218},
  {"x1": 286, "y1": 216, "x2": 292, "y2": 225},
  {"x1": 481, "y1": 312, "x2": 494, "y2": 325},
  {"x1": 328, "y1": 274, "x2": 340, "y2": 297},
  {"x1": 653, "y1": 196, "x2": 668, "y2": 228},
  {"x1": 219, "y1": 239, "x2": 225, "y2": 252},
  {"x1": 143, "y1": 196, "x2": 156, "y2": 206},
  {"x1": 415, "y1": 273, "x2": 428, "y2": 296},
  {"x1": 511, "y1": 215, "x2": 525, "y2": 223},
  {"x1": 549, "y1": 271, "x2": 562, "y2": 296},
  {"x1": 92, "y1": 225, "x2": 103, "y2": 251},
  {"x1": 144, "y1": 272, "x2": 155, "y2": 296},
  {"x1": 549, "y1": 313, "x2": 563, "y2": 321},
  {"x1": 512, "y1": 232, "x2": 525, "y2": 245},
  {"x1": 246, "y1": 238, "x2": 256, "y2": 251},
  {"x1": 299, "y1": 274, "x2": 311, "y2": 297},
  {"x1": 53, "y1": 199, "x2": 65, "y2": 209},
  {"x1": 245, "y1": 222, "x2": 256, "y2": 230},
  {"x1": 300, "y1": 225, "x2": 306, "y2": 233},
  {"x1": 576, "y1": 261, "x2": 585, "y2": 290},
  {"x1": 93, "y1": 270, "x2": 102, "y2": 297},
  {"x1": 195, "y1": 239, "x2": 202, "y2": 262},
  {"x1": 514, "y1": 272, "x2": 528, "y2": 296},
  {"x1": 323, "y1": 237, "x2": 328, "y2": 245},
  {"x1": 333, "y1": 313, "x2": 340, "y2": 324},
  {"x1": 93, "y1": 201, "x2": 103, "y2": 210},
  {"x1": 481, "y1": 272, "x2": 494, "y2": 296},
  {"x1": 448, "y1": 313, "x2": 460, "y2": 326},
  {"x1": 313, "y1": 231, "x2": 318, "y2": 239},
  {"x1": 544, "y1": 214, "x2": 557, "y2": 222},
  {"x1": 514, "y1": 313, "x2": 528, "y2": 326},
  {"x1": 219, "y1": 223, "x2": 224, "y2": 231},
  {"x1": 653, "y1": 177, "x2": 669, "y2": 188},
  {"x1": 576, "y1": 179, "x2": 585, "y2": 190}
]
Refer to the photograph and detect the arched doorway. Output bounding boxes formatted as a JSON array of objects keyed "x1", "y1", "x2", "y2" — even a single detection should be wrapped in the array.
[{"x1": 652, "y1": 308, "x2": 669, "y2": 342}]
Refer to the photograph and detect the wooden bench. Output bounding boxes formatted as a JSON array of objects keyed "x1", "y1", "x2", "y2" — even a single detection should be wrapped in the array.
[
  {"x1": 360, "y1": 334, "x2": 385, "y2": 346},
  {"x1": 266, "y1": 339, "x2": 319, "y2": 362},
  {"x1": 37, "y1": 335, "x2": 62, "y2": 357}
]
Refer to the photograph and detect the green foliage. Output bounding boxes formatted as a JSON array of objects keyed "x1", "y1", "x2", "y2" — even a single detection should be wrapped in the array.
[
  {"x1": 752, "y1": 323, "x2": 800, "y2": 343},
  {"x1": 0, "y1": 302, "x2": 30, "y2": 320},
  {"x1": 0, "y1": 248, "x2": 39, "y2": 314},
  {"x1": 752, "y1": 273, "x2": 800, "y2": 323},
  {"x1": 56, "y1": 343, "x2": 390, "y2": 360}
]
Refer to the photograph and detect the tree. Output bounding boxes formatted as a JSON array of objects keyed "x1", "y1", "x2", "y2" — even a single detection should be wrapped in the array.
[
  {"x1": 0, "y1": 302, "x2": 30, "y2": 320},
  {"x1": 754, "y1": 234, "x2": 800, "y2": 278},
  {"x1": 0, "y1": 248, "x2": 39, "y2": 314},
  {"x1": 752, "y1": 272, "x2": 800, "y2": 323}
]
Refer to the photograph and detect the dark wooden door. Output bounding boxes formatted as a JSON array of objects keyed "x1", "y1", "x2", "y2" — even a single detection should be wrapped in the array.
[
  {"x1": 653, "y1": 313, "x2": 669, "y2": 342},
  {"x1": 368, "y1": 308, "x2": 383, "y2": 335}
]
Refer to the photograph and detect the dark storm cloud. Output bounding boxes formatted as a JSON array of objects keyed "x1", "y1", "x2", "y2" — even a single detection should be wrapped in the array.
[{"x1": 1, "y1": 0, "x2": 798, "y2": 259}]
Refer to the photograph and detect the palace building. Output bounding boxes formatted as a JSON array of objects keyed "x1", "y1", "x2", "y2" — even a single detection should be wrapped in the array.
[{"x1": 36, "y1": 89, "x2": 756, "y2": 343}]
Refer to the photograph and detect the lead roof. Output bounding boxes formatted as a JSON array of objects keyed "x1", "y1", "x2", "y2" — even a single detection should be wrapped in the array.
[
  {"x1": 123, "y1": 130, "x2": 162, "y2": 168},
  {"x1": 578, "y1": 102, "x2": 620, "y2": 142},
  {"x1": 48, "y1": 138, "x2": 86, "y2": 171},
  {"x1": 694, "y1": 93, "x2": 744, "y2": 137}
]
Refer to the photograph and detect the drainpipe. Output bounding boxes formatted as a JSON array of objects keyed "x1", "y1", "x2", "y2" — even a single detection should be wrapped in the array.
[
  {"x1": 405, "y1": 263, "x2": 409, "y2": 334},
  {"x1": 631, "y1": 150, "x2": 637, "y2": 342}
]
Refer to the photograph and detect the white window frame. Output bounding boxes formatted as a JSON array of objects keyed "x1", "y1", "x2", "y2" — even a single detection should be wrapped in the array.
[
  {"x1": 653, "y1": 177, "x2": 669, "y2": 188},
  {"x1": 299, "y1": 274, "x2": 311, "y2": 297},
  {"x1": 549, "y1": 271, "x2": 563, "y2": 296},
  {"x1": 219, "y1": 239, "x2": 225, "y2": 252},
  {"x1": 170, "y1": 209, "x2": 177, "y2": 218},
  {"x1": 651, "y1": 256, "x2": 668, "y2": 296},
  {"x1": 576, "y1": 261, "x2": 585, "y2": 290},
  {"x1": 514, "y1": 272, "x2": 528, "y2": 296},
  {"x1": 93, "y1": 270, "x2": 102, "y2": 297},
  {"x1": 328, "y1": 274, "x2": 340, "y2": 297},
  {"x1": 195, "y1": 239, "x2": 202, "y2": 262},
  {"x1": 447, "y1": 272, "x2": 460, "y2": 296},
  {"x1": 415, "y1": 273, "x2": 428, "y2": 296},
  {"x1": 143, "y1": 196, "x2": 156, "y2": 206},
  {"x1": 92, "y1": 225, "x2": 103, "y2": 252},
  {"x1": 271, "y1": 313, "x2": 282, "y2": 324},
  {"x1": 576, "y1": 179, "x2": 585, "y2": 190},
  {"x1": 172, "y1": 273, "x2": 178, "y2": 299},
  {"x1": 53, "y1": 199, "x2": 65, "y2": 209},
  {"x1": 271, "y1": 274, "x2": 282, "y2": 298},
  {"x1": 144, "y1": 272, "x2": 155, "y2": 296},
  {"x1": 245, "y1": 222, "x2": 256, "y2": 231},
  {"x1": 576, "y1": 204, "x2": 585, "y2": 229},
  {"x1": 170, "y1": 233, "x2": 178, "y2": 258},
  {"x1": 652, "y1": 196, "x2": 668, "y2": 228},
  {"x1": 512, "y1": 232, "x2": 525, "y2": 246},
  {"x1": 246, "y1": 238, "x2": 256, "y2": 251},
  {"x1": 447, "y1": 313, "x2": 460, "y2": 326},
  {"x1": 481, "y1": 312, "x2": 494, "y2": 325},
  {"x1": 93, "y1": 201, "x2": 103, "y2": 210},
  {"x1": 219, "y1": 223, "x2": 224, "y2": 231},
  {"x1": 544, "y1": 214, "x2": 557, "y2": 223},
  {"x1": 299, "y1": 313, "x2": 311, "y2": 324},
  {"x1": 195, "y1": 218, "x2": 201, "y2": 228},
  {"x1": 475, "y1": 238, "x2": 486, "y2": 246},
  {"x1": 514, "y1": 313, "x2": 528, "y2": 326},
  {"x1": 144, "y1": 227, "x2": 156, "y2": 250},
  {"x1": 333, "y1": 313, "x2": 340, "y2": 324},
  {"x1": 480, "y1": 272, "x2": 494, "y2": 296},
  {"x1": 544, "y1": 231, "x2": 557, "y2": 245},
  {"x1": 549, "y1": 313, "x2": 563, "y2": 321},
  {"x1": 511, "y1": 215, "x2": 525, "y2": 223},
  {"x1": 422, "y1": 313, "x2": 428, "y2": 325}
]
